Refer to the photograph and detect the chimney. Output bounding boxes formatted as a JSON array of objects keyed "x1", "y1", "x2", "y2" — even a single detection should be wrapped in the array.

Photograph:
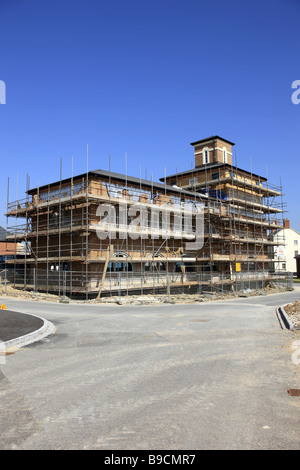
[{"x1": 283, "y1": 219, "x2": 290, "y2": 229}]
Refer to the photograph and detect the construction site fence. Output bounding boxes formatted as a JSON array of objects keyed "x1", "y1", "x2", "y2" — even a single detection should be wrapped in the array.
[{"x1": 1, "y1": 268, "x2": 293, "y2": 299}]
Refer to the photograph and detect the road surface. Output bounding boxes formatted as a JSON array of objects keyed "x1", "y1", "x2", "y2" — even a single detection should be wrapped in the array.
[{"x1": 1, "y1": 287, "x2": 300, "y2": 450}]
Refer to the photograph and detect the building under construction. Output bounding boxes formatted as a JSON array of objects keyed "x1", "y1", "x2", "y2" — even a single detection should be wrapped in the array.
[{"x1": 4, "y1": 136, "x2": 291, "y2": 298}]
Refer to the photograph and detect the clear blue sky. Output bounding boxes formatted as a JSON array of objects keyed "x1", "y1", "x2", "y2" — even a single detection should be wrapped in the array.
[{"x1": 0, "y1": 0, "x2": 299, "y2": 231}]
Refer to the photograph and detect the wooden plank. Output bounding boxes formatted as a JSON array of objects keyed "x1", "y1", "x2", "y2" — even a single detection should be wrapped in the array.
[{"x1": 96, "y1": 244, "x2": 113, "y2": 299}]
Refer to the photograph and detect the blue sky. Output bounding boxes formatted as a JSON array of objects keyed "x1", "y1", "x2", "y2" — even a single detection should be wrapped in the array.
[{"x1": 0, "y1": 0, "x2": 299, "y2": 231}]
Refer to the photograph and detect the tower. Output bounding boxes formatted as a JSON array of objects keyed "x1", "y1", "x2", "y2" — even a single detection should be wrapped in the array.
[{"x1": 190, "y1": 136, "x2": 235, "y2": 167}]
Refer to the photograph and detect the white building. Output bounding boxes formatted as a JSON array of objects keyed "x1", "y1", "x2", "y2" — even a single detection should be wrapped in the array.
[{"x1": 272, "y1": 220, "x2": 300, "y2": 274}]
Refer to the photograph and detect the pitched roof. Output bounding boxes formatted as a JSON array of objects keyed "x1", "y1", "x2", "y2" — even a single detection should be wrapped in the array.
[
  {"x1": 159, "y1": 162, "x2": 268, "y2": 182},
  {"x1": 190, "y1": 135, "x2": 235, "y2": 147},
  {"x1": 27, "y1": 169, "x2": 209, "y2": 200}
]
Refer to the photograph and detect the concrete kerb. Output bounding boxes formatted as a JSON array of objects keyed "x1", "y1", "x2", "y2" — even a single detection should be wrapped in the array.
[
  {"x1": 276, "y1": 303, "x2": 295, "y2": 331},
  {"x1": 3, "y1": 313, "x2": 56, "y2": 351}
]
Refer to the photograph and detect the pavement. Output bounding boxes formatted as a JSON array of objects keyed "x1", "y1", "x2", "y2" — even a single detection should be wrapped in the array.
[{"x1": 0, "y1": 307, "x2": 55, "y2": 350}]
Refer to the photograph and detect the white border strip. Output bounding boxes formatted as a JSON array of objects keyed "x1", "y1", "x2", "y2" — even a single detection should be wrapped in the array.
[
  {"x1": 276, "y1": 303, "x2": 295, "y2": 330},
  {"x1": 3, "y1": 312, "x2": 55, "y2": 349}
]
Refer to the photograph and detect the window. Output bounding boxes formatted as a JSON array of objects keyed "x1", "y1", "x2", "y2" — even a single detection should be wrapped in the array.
[
  {"x1": 107, "y1": 252, "x2": 133, "y2": 272},
  {"x1": 248, "y1": 262, "x2": 256, "y2": 272},
  {"x1": 49, "y1": 263, "x2": 67, "y2": 272},
  {"x1": 175, "y1": 262, "x2": 195, "y2": 273},
  {"x1": 212, "y1": 172, "x2": 219, "y2": 180},
  {"x1": 294, "y1": 240, "x2": 298, "y2": 246},
  {"x1": 49, "y1": 208, "x2": 70, "y2": 229},
  {"x1": 223, "y1": 147, "x2": 227, "y2": 164},
  {"x1": 203, "y1": 148, "x2": 209, "y2": 165},
  {"x1": 144, "y1": 257, "x2": 166, "y2": 272},
  {"x1": 107, "y1": 261, "x2": 132, "y2": 272},
  {"x1": 189, "y1": 177, "x2": 198, "y2": 187},
  {"x1": 295, "y1": 251, "x2": 299, "y2": 257}
]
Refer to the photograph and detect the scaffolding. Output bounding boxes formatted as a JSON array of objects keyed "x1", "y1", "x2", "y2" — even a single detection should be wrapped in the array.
[{"x1": 3, "y1": 153, "x2": 291, "y2": 299}]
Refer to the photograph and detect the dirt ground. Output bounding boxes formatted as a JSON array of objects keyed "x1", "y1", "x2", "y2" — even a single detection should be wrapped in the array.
[{"x1": 0, "y1": 282, "x2": 291, "y2": 305}]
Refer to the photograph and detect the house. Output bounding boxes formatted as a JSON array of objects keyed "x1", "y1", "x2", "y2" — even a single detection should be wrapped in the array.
[
  {"x1": 0, "y1": 225, "x2": 26, "y2": 272},
  {"x1": 296, "y1": 255, "x2": 300, "y2": 278},
  {"x1": 271, "y1": 219, "x2": 300, "y2": 275},
  {"x1": 4, "y1": 136, "x2": 289, "y2": 297}
]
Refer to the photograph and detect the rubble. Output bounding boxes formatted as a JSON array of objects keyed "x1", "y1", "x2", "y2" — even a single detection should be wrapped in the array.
[
  {"x1": 0, "y1": 283, "x2": 61, "y2": 302},
  {"x1": 0, "y1": 280, "x2": 292, "y2": 306}
]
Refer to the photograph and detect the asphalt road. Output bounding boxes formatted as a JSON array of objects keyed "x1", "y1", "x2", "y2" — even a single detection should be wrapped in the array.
[
  {"x1": 0, "y1": 309, "x2": 44, "y2": 342},
  {"x1": 1, "y1": 287, "x2": 300, "y2": 450}
]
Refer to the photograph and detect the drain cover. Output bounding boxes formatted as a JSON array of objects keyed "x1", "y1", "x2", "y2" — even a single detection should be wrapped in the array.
[{"x1": 287, "y1": 389, "x2": 300, "y2": 396}]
